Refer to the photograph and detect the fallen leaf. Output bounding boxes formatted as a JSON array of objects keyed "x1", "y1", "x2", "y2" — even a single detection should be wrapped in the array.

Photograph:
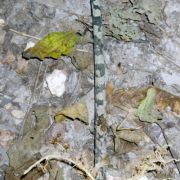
[
  {"x1": 115, "y1": 129, "x2": 150, "y2": 144},
  {"x1": 6, "y1": 106, "x2": 50, "y2": 179},
  {"x1": 109, "y1": 86, "x2": 180, "y2": 115},
  {"x1": 137, "y1": 88, "x2": 162, "y2": 123},
  {"x1": 109, "y1": 86, "x2": 148, "y2": 109},
  {"x1": 54, "y1": 100, "x2": 88, "y2": 124},
  {"x1": 23, "y1": 32, "x2": 77, "y2": 60},
  {"x1": 70, "y1": 50, "x2": 92, "y2": 70},
  {"x1": 155, "y1": 88, "x2": 180, "y2": 114},
  {"x1": 114, "y1": 138, "x2": 138, "y2": 154}
]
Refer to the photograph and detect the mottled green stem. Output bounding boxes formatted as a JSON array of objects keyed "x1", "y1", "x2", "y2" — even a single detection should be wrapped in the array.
[{"x1": 90, "y1": 0, "x2": 107, "y2": 178}]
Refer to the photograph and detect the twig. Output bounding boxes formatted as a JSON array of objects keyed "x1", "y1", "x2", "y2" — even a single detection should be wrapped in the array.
[
  {"x1": 23, "y1": 154, "x2": 95, "y2": 180},
  {"x1": 19, "y1": 62, "x2": 43, "y2": 137},
  {"x1": 76, "y1": 48, "x2": 89, "y2": 52},
  {"x1": 166, "y1": 158, "x2": 180, "y2": 164},
  {"x1": 9, "y1": 28, "x2": 40, "y2": 40},
  {"x1": 0, "y1": 23, "x2": 40, "y2": 40},
  {"x1": 36, "y1": 63, "x2": 48, "y2": 103}
]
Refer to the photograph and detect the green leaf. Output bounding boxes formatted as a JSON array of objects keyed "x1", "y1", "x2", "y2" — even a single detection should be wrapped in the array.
[
  {"x1": 136, "y1": 87, "x2": 162, "y2": 123},
  {"x1": 23, "y1": 32, "x2": 77, "y2": 60}
]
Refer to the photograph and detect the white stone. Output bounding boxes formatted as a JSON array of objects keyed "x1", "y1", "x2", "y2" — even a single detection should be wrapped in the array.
[
  {"x1": 45, "y1": 69, "x2": 67, "y2": 97},
  {"x1": 11, "y1": 109, "x2": 24, "y2": 119}
]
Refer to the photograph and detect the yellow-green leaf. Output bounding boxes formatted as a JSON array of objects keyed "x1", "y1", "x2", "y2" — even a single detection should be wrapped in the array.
[{"x1": 23, "y1": 32, "x2": 77, "y2": 60}]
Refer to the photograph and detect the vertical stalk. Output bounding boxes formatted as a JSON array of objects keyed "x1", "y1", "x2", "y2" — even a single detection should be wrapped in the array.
[{"x1": 90, "y1": 0, "x2": 107, "y2": 178}]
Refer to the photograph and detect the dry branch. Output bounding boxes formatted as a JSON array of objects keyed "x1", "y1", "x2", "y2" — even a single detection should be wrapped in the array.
[{"x1": 23, "y1": 154, "x2": 95, "y2": 180}]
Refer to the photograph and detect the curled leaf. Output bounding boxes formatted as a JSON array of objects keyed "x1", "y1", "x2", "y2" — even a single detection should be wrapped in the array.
[
  {"x1": 137, "y1": 88, "x2": 162, "y2": 123},
  {"x1": 23, "y1": 32, "x2": 77, "y2": 60},
  {"x1": 54, "y1": 101, "x2": 88, "y2": 124}
]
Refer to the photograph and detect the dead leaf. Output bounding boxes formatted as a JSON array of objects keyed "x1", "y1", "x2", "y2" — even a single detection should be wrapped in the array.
[
  {"x1": 109, "y1": 86, "x2": 180, "y2": 115},
  {"x1": 7, "y1": 106, "x2": 50, "y2": 177},
  {"x1": 114, "y1": 138, "x2": 138, "y2": 154},
  {"x1": 115, "y1": 129, "x2": 150, "y2": 144},
  {"x1": 110, "y1": 86, "x2": 148, "y2": 109},
  {"x1": 70, "y1": 50, "x2": 92, "y2": 70},
  {"x1": 136, "y1": 88, "x2": 162, "y2": 123},
  {"x1": 6, "y1": 157, "x2": 46, "y2": 180},
  {"x1": 155, "y1": 87, "x2": 180, "y2": 114},
  {"x1": 54, "y1": 100, "x2": 88, "y2": 124}
]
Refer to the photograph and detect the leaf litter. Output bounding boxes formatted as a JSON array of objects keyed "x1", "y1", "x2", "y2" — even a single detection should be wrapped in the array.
[
  {"x1": 54, "y1": 100, "x2": 89, "y2": 124},
  {"x1": 2, "y1": 4, "x2": 180, "y2": 178},
  {"x1": 106, "y1": 83, "x2": 180, "y2": 178}
]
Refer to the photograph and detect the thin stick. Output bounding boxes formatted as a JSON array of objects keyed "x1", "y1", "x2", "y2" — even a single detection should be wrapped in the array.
[
  {"x1": 76, "y1": 48, "x2": 89, "y2": 52},
  {"x1": 36, "y1": 63, "x2": 48, "y2": 103},
  {"x1": 19, "y1": 62, "x2": 43, "y2": 137},
  {"x1": 23, "y1": 154, "x2": 95, "y2": 180},
  {"x1": 9, "y1": 28, "x2": 40, "y2": 40},
  {"x1": 0, "y1": 23, "x2": 40, "y2": 40}
]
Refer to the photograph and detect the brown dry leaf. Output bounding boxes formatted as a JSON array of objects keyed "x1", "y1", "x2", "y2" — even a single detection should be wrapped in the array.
[
  {"x1": 110, "y1": 86, "x2": 148, "y2": 108},
  {"x1": 115, "y1": 129, "x2": 150, "y2": 144},
  {"x1": 114, "y1": 138, "x2": 138, "y2": 154},
  {"x1": 70, "y1": 50, "x2": 92, "y2": 70},
  {"x1": 54, "y1": 100, "x2": 88, "y2": 124},
  {"x1": 155, "y1": 87, "x2": 180, "y2": 114},
  {"x1": 113, "y1": 126, "x2": 150, "y2": 153},
  {"x1": 106, "y1": 82, "x2": 114, "y2": 102},
  {"x1": 109, "y1": 86, "x2": 180, "y2": 114},
  {"x1": 6, "y1": 165, "x2": 44, "y2": 180}
]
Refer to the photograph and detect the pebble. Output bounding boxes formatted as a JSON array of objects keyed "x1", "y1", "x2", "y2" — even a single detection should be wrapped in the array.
[{"x1": 45, "y1": 69, "x2": 67, "y2": 97}]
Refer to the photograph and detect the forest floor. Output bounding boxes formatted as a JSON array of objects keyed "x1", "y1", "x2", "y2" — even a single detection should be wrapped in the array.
[{"x1": 0, "y1": 0, "x2": 180, "y2": 179}]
